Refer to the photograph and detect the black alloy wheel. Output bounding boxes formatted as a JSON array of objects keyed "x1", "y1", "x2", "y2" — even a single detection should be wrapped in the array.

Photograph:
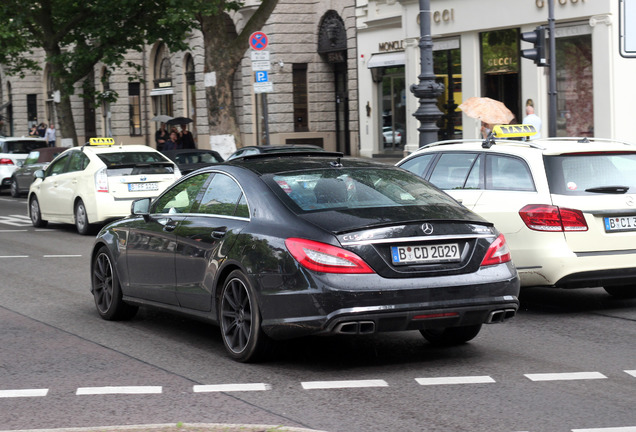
[
  {"x1": 220, "y1": 270, "x2": 270, "y2": 362},
  {"x1": 29, "y1": 196, "x2": 47, "y2": 228},
  {"x1": 420, "y1": 324, "x2": 482, "y2": 346},
  {"x1": 10, "y1": 178, "x2": 20, "y2": 197},
  {"x1": 92, "y1": 246, "x2": 138, "y2": 320}
]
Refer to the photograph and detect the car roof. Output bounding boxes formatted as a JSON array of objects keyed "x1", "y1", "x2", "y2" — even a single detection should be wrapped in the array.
[
  {"x1": 224, "y1": 153, "x2": 397, "y2": 175},
  {"x1": 404, "y1": 137, "x2": 636, "y2": 160}
]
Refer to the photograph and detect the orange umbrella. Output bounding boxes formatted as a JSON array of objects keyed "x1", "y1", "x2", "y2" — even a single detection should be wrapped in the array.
[{"x1": 458, "y1": 97, "x2": 514, "y2": 125}]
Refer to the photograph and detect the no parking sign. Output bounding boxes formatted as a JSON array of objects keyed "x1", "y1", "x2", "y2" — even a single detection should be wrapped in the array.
[{"x1": 249, "y1": 32, "x2": 268, "y2": 51}]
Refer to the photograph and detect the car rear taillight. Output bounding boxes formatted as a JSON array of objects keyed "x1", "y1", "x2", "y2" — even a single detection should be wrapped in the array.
[
  {"x1": 0, "y1": 158, "x2": 14, "y2": 165},
  {"x1": 480, "y1": 234, "x2": 511, "y2": 267},
  {"x1": 94, "y1": 167, "x2": 109, "y2": 193},
  {"x1": 285, "y1": 238, "x2": 374, "y2": 274},
  {"x1": 519, "y1": 204, "x2": 588, "y2": 232}
]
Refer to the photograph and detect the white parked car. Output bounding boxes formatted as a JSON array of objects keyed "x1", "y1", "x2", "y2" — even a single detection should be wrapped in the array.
[
  {"x1": 382, "y1": 126, "x2": 402, "y2": 145},
  {"x1": 0, "y1": 137, "x2": 47, "y2": 192},
  {"x1": 397, "y1": 125, "x2": 636, "y2": 298},
  {"x1": 28, "y1": 138, "x2": 181, "y2": 234}
]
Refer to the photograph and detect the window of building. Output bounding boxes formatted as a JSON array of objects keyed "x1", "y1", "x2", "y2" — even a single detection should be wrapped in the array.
[
  {"x1": 27, "y1": 94, "x2": 37, "y2": 128},
  {"x1": 555, "y1": 26, "x2": 593, "y2": 137},
  {"x1": 293, "y1": 64, "x2": 309, "y2": 132},
  {"x1": 434, "y1": 39, "x2": 462, "y2": 140},
  {"x1": 153, "y1": 44, "x2": 173, "y2": 118},
  {"x1": 379, "y1": 66, "x2": 406, "y2": 152},
  {"x1": 128, "y1": 82, "x2": 141, "y2": 136}
]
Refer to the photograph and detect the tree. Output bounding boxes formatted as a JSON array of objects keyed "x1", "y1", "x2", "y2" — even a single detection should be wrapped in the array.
[
  {"x1": 195, "y1": 0, "x2": 279, "y2": 148},
  {"x1": 0, "y1": 0, "x2": 197, "y2": 145}
]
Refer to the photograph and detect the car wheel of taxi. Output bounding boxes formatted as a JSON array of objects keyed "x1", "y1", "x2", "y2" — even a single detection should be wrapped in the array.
[
  {"x1": 219, "y1": 270, "x2": 271, "y2": 362},
  {"x1": 75, "y1": 200, "x2": 90, "y2": 235},
  {"x1": 10, "y1": 177, "x2": 20, "y2": 198},
  {"x1": 420, "y1": 324, "x2": 482, "y2": 346},
  {"x1": 29, "y1": 196, "x2": 47, "y2": 228},
  {"x1": 603, "y1": 285, "x2": 636, "y2": 299},
  {"x1": 92, "y1": 246, "x2": 138, "y2": 320}
]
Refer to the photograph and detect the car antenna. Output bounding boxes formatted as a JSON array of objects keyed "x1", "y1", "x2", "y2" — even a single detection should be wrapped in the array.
[{"x1": 482, "y1": 131, "x2": 495, "y2": 149}]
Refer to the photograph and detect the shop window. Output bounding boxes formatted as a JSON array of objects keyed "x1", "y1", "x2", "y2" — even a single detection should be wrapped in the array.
[
  {"x1": 434, "y1": 46, "x2": 462, "y2": 140},
  {"x1": 556, "y1": 32, "x2": 593, "y2": 137},
  {"x1": 128, "y1": 82, "x2": 142, "y2": 136},
  {"x1": 293, "y1": 64, "x2": 308, "y2": 132},
  {"x1": 379, "y1": 66, "x2": 406, "y2": 151}
]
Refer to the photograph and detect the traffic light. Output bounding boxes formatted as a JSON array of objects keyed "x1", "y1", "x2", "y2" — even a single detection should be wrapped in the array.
[{"x1": 520, "y1": 26, "x2": 547, "y2": 66}]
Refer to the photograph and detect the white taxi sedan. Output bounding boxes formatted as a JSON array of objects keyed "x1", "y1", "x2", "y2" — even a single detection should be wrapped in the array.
[
  {"x1": 397, "y1": 125, "x2": 636, "y2": 298},
  {"x1": 28, "y1": 138, "x2": 181, "y2": 234}
]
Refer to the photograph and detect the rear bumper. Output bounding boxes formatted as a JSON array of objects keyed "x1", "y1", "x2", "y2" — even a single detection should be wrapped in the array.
[{"x1": 555, "y1": 266, "x2": 636, "y2": 289}]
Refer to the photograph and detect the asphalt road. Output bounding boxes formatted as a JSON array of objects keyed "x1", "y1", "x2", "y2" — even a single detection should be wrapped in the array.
[{"x1": 1, "y1": 193, "x2": 636, "y2": 432}]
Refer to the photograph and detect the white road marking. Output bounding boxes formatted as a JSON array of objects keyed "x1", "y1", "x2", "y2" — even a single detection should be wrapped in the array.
[
  {"x1": 572, "y1": 427, "x2": 636, "y2": 432},
  {"x1": 0, "y1": 255, "x2": 29, "y2": 258},
  {"x1": 0, "y1": 215, "x2": 32, "y2": 226},
  {"x1": 0, "y1": 229, "x2": 28, "y2": 232},
  {"x1": 524, "y1": 372, "x2": 607, "y2": 381},
  {"x1": 193, "y1": 383, "x2": 271, "y2": 392},
  {"x1": 76, "y1": 386, "x2": 163, "y2": 395},
  {"x1": 0, "y1": 388, "x2": 49, "y2": 398},
  {"x1": 415, "y1": 376, "x2": 496, "y2": 385},
  {"x1": 625, "y1": 370, "x2": 636, "y2": 377},
  {"x1": 43, "y1": 255, "x2": 82, "y2": 258},
  {"x1": 301, "y1": 379, "x2": 388, "y2": 390}
]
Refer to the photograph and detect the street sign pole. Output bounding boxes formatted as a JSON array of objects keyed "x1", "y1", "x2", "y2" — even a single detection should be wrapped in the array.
[
  {"x1": 250, "y1": 32, "x2": 272, "y2": 146},
  {"x1": 548, "y1": 0, "x2": 557, "y2": 137}
]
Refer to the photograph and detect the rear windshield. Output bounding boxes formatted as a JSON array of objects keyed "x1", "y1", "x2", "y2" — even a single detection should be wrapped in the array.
[
  {"x1": 545, "y1": 152, "x2": 636, "y2": 195},
  {"x1": 268, "y1": 167, "x2": 457, "y2": 213},
  {"x1": 2, "y1": 140, "x2": 47, "y2": 154},
  {"x1": 97, "y1": 151, "x2": 176, "y2": 175}
]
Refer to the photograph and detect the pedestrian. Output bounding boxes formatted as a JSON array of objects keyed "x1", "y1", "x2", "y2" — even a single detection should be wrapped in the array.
[
  {"x1": 522, "y1": 104, "x2": 542, "y2": 140},
  {"x1": 162, "y1": 131, "x2": 180, "y2": 151},
  {"x1": 37, "y1": 123, "x2": 46, "y2": 138},
  {"x1": 178, "y1": 123, "x2": 196, "y2": 149},
  {"x1": 28, "y1": 124, "x2": 39, "y2": 137},
  {"x1": 45, "y1": 123, "x2": 56, "y2": 147},
  {"x1": 481, "y1": 121, "x2": 493, "y2": 139},
  {"x1": 155, "y1": 122, "x2": 168, "y2": 151}
]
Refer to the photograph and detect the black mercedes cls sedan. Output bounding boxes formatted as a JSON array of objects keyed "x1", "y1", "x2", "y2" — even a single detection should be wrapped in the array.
[{"x1": 90, "y1": 152, "x2": 520, "y2": 362}]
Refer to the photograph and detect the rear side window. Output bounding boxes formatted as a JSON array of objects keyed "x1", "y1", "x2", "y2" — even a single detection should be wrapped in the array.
[
  {"x1": 428, "y1": 153, "x2": 480, "y2": 190},
  {"x1": 5, "y1": 140, "x2": 47, "y2": 154},
  {"x1": 545, "y1": 152, "x2": 636, "y2": 195},
  {"x1": 486, "y1": 155, "x2": 535, "y2": 191}
]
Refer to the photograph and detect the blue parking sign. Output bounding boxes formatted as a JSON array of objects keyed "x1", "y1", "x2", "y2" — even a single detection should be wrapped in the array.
[{"x1": 255, "y1": 71, "x2": 269, "y2": 83}]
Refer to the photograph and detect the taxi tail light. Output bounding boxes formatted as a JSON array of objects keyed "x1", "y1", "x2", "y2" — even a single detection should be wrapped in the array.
[
  {"x1": 0, "y1": 158, "x2": 14, "y2": 165},
  {"x1": 480, "y1": 234, "x2": 512, "y2": 267},
  {"x1": 94, "y1": 167, "x2": 109, "y2": 193},
  {"x1": 519, "y1": 204, "x2": 588, "y2": 232},
  {"x1": 285, "y1": 238, "x2": 374, "y2": 274}
]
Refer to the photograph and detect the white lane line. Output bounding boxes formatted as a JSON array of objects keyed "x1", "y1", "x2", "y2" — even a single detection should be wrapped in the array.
[
  {"x1": 415, "y1": 376, "x2": 495, "y2": 385},
  {"x1": 301, "y1": 379, "x2": 388, "y2": 390},
  {"x1": 572, "y1": 427, "x2": 636, "y2": 432},
  {"x1": 193, "y1": 383, "x2": 271, "y2": 392},
  {"x1": 524, "y1": 372, "x2": 607, "y2": 382},
  {"x1": 43, "y1": 255, "x2": 82, "y2": 258},
  {"x1": 76, "y1": 386, "x2": 162, "y2": 395},
  {"x1": 0, "y1": 255, "x2": 29, "y2": 258},
  {"x1": 0, "y1": 230, "x2": 28, "y2": 232},
  {"x1": 0, "y1": 388, "x2": 49, "y2": 398},
  {"x1": 625, "y1": 370, "x2": 636, "y2": 378}
]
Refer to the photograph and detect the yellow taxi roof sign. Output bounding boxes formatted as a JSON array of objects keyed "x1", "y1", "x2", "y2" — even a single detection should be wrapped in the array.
[
  {"x1": 89, "y1": 137, "x2": 115, "y2": 146},
  {"x1": 492, "y1": 124, "x2": 537, "y2": 138}
]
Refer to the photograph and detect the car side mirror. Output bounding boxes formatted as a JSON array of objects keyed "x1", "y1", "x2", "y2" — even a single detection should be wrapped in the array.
[
  {"x1": 34, "y1": 170, "x2": 45, "y2": 179},
  {"x1": 131, "y1": 198, "x2": 152, "y2": 221}
]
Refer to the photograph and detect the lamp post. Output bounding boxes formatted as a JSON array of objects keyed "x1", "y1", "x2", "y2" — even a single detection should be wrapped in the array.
[{"x1": 410, "y1": 0, "x2": 444, "y2": 147}]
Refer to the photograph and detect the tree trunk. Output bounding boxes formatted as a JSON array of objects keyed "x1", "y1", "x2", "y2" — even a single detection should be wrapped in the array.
[{"x1": 44, "y1": 51, "x2": 79, "y2": 147}]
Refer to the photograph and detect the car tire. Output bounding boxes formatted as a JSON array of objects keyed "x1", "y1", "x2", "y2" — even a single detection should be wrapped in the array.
[
  {"x1": 29, "y1": 195, "x2": 48, "y2": 228},
  {"x1": 91, "y1": 246, "x2": 138, "y2": 321},
  {"x1": 420, "y1": 324, "x2": 482, "y2": 346},
  {"x1": 219, "y1": 270, "x2": 271, "y2": 362},
  {"x1": 603, "y1": 285, "x2": 636, "y2": 299},
  {"x1": 75, "y1": 200, "x2": 90, "y2": 235},
  {"x1": 10, "y1": 177, "x2": 20, "y2": 197}
]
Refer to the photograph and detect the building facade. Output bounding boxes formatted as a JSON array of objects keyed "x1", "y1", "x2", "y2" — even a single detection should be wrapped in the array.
[
  {"x1": 0, "y1": 0, "x2": 358, "y2": 157},
  {"x1": 356, "y1": 0, "x2": 636, "y2": 157}
]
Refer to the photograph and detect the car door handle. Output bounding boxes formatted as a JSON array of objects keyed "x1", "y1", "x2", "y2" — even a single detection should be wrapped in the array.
[
  {"x1": 212, "y1": 227, "x2": 227, "y2": 239},
  {"x1": 163, "y1": 218, "x2": 178, "y2": 232}
]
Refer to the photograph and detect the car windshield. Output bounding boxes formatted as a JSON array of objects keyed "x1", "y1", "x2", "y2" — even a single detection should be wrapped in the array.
[
  {"x1": 98, "y1": 151, "x2": 175, "y2": 175},
  {"x1": 544, "y1": 152, "x2": 636, "y2": 195},
  {"x1": 268, "y1": 167, "x2": 456, "y2": 213}
]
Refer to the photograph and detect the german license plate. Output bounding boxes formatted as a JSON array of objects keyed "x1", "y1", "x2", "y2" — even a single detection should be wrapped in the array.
[
  {"x1": 391, "y1": 243, "x2": 460, "y2": 265},
  {"x1": 604, "y1": 216, "x2": 636, "y2": 232},
  {"x1": 128, "y1": 182, "x2": 158, "y2": 192}
]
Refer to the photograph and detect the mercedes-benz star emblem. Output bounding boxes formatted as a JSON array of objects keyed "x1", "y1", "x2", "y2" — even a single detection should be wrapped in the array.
[
  {"x1": 421, "y1": 223, "x2": 434, "y2": 235},
  {"x1": 627, "y1": 196, "x2": 634, "y2": 207}
]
